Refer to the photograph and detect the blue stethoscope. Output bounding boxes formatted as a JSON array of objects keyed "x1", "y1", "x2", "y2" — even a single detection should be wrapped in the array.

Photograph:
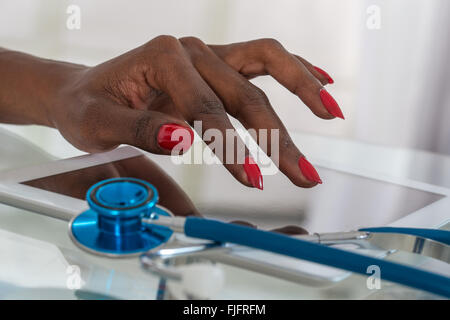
[
  {"x1": 69, "y1": 177, "x2": 450, "y2": 297},
  {"x1": 69, "y1": 177, "x2": 174, "y2": 257}
]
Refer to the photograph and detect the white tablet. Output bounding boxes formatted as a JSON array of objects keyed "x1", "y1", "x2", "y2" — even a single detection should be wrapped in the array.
[
  {"x1": 0, "y1": 144, "x2": 449, "y2": 288},
  {"x1": 0, "y1": 145, "x2": 449, "y2": 232}
]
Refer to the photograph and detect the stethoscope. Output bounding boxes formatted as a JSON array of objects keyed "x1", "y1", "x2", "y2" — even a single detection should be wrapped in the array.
[
  {"x1": 69, "y1": 177, "x2": 174, "y2": 257},
  {"x1": 69, "y1": 177, "x2": 450, "y2": 298}
]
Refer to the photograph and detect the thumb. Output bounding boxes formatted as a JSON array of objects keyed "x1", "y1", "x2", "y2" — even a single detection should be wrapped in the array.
[{"x1": 105, "y1": 107, "x2": 194, "y2": 155}]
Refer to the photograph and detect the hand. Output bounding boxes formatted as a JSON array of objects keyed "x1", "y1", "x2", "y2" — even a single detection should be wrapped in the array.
[
  {"x1": 230, "y1": 220, "x2": 308, "y2": 235},
  {"x1": 1, "y1": 37, "x2": 343, "y2": 190}
]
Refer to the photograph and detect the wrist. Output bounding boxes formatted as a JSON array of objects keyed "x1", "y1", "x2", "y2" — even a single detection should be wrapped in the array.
[
  {"x1": 0, "y1": 49, "x2": 88, "y2": 127},
  {"x1": 40, "y1": 60, "x2": 90, "y2": 128}
]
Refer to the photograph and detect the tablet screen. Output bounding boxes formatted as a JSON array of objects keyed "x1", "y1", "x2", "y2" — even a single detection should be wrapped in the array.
[{"x1": 22, "y1": 154, "x2": 444, "y2": 233}]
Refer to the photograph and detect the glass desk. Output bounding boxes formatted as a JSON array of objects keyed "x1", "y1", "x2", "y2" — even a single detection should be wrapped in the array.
[{"x1": 0, "y1": 128, "x2": 449, "y2": 299}]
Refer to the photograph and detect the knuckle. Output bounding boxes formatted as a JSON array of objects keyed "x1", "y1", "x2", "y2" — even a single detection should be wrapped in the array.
[
  {"x1": 134, "y1": 113, "x2": 157, "y2": 148},
  {"x1": 232, "y1": 85, "x2": 271, "y2": 119},
  {"x1": 241, "y1": 85, "x2": 270, "y2": 107},
  {"x1": 194, "y1": 98, "x2": 226, "y2": 118},
  {"x1": 142, "y1": 36, "x2": 183, "y2": 67},
  {"x1": 258, "y1": 38, "x2": 283, "y2": 51},
  {"x1": 255, "y1": 38, "x2": 285, "y2": 62},
  {"x1": 150, "y1": 35, "x2": 180, "y2": 49},
  {"x1": 280, "y1": 135, "x2": 294, "y2": 149},
  {"x1": 179, "y1": 36, "x2": 205, "y2": 49},
  {"x1": 293, "y1": 77, "x2": 318, "y2": 96},
  {"x1": 143, "y1": 37, "x2": 186, "y2": 84},
  {"x1": 180, "y1": 36, "x2": 209, "y2": 58}
]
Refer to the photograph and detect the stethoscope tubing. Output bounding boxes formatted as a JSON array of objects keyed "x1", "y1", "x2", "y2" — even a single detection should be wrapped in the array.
[
  {"x1": 183, "y1": 217, "x2": 450, "y2": 298},
  {"x1": 69, "y1": 177, "x2": 450, "y2": 298}
]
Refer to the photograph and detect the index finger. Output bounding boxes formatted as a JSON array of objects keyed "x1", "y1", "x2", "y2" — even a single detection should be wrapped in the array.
[
  {"x1": 210, "y1": 39, "x2": 344, "y2": 120},
  {"x1": 142, "y1": 37, "x2": 263, "y2": 190}
]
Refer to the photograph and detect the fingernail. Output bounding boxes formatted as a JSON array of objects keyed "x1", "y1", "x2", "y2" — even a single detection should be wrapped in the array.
[
  {"x1": 319, "y1": 88, "x2": 344, "y2": 119},
  {"x1": 313, "y1": 66, "x2": 334, "y2": 84},
  {"x1": 157, "y1": 123, "x2": 194, "y2": 151},
  {"x1": 298, "y1": 156, "x2": 322, "y2": 184},
  {"x1": 243, "y1": 156, "x2": 263, "y2": 190}
]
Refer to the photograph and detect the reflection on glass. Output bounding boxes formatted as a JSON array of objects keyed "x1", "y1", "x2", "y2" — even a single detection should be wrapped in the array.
[{"x1": 23, "y1": 155, "x2": 199, "y2": 217}]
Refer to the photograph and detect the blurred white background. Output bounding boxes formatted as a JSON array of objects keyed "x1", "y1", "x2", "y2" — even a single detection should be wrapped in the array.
[{"x1": 0, "y1": 0, "x2": 449, "y2": 158}]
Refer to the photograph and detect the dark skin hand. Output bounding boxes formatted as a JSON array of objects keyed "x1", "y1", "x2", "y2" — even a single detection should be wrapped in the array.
[{"x1": 0, "y1": 36, "x2": 340, "y2": 190}]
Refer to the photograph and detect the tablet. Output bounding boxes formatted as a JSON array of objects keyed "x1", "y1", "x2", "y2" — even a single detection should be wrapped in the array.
[
  {"x1": 0, "y1": 145, "x2": 448, "y2": 233},
  {"x1": 1, "y1": 145, "x2": 449, "y2": 287}
]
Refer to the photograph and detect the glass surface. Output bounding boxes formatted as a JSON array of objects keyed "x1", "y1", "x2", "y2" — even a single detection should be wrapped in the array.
[{"x1": 22, "y1": 154, "x2": 444, "y2": 233}]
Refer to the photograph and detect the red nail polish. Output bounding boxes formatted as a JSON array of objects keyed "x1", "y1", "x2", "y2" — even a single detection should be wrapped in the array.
[
  {"x1": 243, "y1": 156, "x2": 263, "y2": 190},
  {"x1": 157, "y1": 123, "x2": 194, "y2": 151},
  {"x1": 313, "y1": 66, "x2": 334, "y2": 84},
  {"x1": 298, "y1": 157, "x2": 322, "y2": 184},
  {"x1": 319, "y1": 89, "x2": 344, "y2": 119}
]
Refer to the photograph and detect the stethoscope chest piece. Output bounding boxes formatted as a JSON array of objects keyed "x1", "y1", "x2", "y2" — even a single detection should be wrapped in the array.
[{"x1": 69, "y1": 177, "x2": 173, "y2": 257}]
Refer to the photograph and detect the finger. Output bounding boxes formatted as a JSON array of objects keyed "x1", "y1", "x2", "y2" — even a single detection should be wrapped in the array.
[
  {"x1": 270, "y1": 225, "x2": 309, "y2": 235},
  {"x1": 146, "y1": 92, "x2": 185, "y2": 119},
  {"x1": 92, "y1": 100, "x2": 194, "y2": 155},
  {"x1": 143, "y1": 36, "x2": 262, "y2": 190},
  {"x1": 210, "y1": 40, "x2": 344, "y2": 120},
  {"x1": 182, "y1": 37, "x2": 320, "y2": 187},
  {"x1": 114, "y1": 155, "x2": 201, "y2": 217},
  {"x1": 292, "y1": 54, "x2": 334, "y2": 85},
  {"x1": 230, "y1": 220, "x2": 257, "y2": 229},
  {"x1": 231, "y1": 221, "x2": 308, "y2": 235},
  {"x1": 210, "y1": 44, "x2": 333, "y2": 85}
]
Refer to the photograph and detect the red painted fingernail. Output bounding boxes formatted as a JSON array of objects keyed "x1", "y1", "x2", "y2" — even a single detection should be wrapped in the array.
[
  {"x1": 319, "y1": 88, "x2": 344, "y2": 119},
  {"x1": 157, "y1": 123, "x2": 194, "y2": 151},
  {"x1": 298, "y1": 156, "x2": 322, "y2": 184},
  {"x1": 313, "y1": 66, "x2": 334, "y2": 84},
  {"x1": 243, "y1": 156, "x2": 263, "y2": 190}
]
